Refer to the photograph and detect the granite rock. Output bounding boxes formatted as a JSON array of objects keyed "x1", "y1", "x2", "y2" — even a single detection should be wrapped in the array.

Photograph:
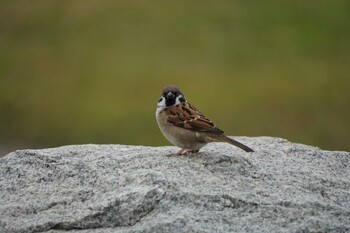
[{"x1": 0, "y1": 137, "x2": 349, "y2": 233}]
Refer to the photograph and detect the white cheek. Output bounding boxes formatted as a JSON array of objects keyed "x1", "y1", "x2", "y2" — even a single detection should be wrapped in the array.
[
  {"x1": 175, "y1": 95, "x2": 184, "y2": 105},
  {"x1": 157, "y1": 96, "x2": 166, "y2": 108}
]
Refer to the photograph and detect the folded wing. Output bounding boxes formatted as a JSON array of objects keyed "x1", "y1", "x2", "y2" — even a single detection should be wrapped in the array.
[{"x1": 165, "y1": 102, "x2": 224, "y2": 134}]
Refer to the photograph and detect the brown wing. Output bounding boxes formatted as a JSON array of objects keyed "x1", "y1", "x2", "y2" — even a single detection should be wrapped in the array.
[{"x1": 165, "y1": 102, "x2": 224, "y2": 134}]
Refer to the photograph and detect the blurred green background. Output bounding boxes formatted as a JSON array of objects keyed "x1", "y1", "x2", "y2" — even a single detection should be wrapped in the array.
[{"x1": 1, "y1": 0, "x2": 349, "y2": 155}]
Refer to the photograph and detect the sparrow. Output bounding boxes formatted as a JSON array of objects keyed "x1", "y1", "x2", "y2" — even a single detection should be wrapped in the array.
[{"x1": 156, "y1": 85, "x2": 254, "y2": 155}]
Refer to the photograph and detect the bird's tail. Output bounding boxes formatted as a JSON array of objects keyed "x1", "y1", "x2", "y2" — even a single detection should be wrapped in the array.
[{"x1": 217, "y1": 135, "x2": 254, "y2": 152}]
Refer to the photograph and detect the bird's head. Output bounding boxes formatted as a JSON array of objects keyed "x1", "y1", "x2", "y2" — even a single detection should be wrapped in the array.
[{"x1": 157, "y1": 85, "x2": 186, "y2": 108}]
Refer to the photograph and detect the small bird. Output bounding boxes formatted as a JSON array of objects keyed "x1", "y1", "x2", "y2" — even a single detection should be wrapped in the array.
[{"x1": 156, "y1": 85, "x2": 254, "y2": 155}]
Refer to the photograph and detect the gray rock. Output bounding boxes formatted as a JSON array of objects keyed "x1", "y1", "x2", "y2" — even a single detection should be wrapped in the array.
[{"x1": 0, "y1": 137, "x2": 349, "y2": 233}]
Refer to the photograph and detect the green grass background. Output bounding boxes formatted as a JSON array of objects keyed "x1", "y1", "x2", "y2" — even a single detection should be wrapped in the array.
[{"x1": 1, "y1": 0, "x2": 349, "y2": 153}]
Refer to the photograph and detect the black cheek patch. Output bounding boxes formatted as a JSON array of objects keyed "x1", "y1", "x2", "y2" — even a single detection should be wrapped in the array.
[{"x1": 179, "y1": 97, "x2": 186, "y2": 103}]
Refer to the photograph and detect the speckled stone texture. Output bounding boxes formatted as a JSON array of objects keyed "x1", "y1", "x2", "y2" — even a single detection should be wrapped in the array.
[{"x1": 0, "y1": 137, "x2": 349, "y2": 233}]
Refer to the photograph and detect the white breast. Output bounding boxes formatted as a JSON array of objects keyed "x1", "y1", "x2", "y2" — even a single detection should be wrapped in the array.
[{"x1": 155, "y1": 107, "x2": 181, "y2": 147}]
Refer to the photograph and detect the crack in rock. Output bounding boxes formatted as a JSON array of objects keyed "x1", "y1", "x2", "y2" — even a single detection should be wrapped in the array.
[{"x1": 48, "y1": 188, "x2": 166, "y2": 231}]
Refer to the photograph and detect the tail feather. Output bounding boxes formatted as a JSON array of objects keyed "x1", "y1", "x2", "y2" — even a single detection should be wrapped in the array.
[{"x1": 220, "y1": 135, "x2": 254, "y2": 152}]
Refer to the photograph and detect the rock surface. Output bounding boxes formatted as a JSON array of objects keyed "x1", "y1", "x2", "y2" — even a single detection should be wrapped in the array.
[{"x1": 0, "y1": 137, "x2": 349, "y2": 233}]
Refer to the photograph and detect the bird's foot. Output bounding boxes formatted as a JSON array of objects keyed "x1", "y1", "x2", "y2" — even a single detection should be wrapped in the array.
[{"x1": 176, "y1": 148, "x2": 200, "y2": 156}]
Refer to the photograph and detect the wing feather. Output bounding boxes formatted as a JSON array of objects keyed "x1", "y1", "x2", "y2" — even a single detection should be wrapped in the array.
[{"x1": 165, "y1": 102, "x2": 224, "y2": 134}]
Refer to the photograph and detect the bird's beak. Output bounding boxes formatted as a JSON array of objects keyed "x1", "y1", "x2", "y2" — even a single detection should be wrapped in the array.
[{"x1": 166, "y1": 92, "x2": 175, "y2": 99}]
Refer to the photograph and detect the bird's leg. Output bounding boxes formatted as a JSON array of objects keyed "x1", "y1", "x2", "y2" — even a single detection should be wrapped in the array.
[
  {"x1": 176, "y1": 148, "x2": 187, "y2": 155},
  {"x1": 176, "y1": 148, "x2": 200, "y2": 156}
]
